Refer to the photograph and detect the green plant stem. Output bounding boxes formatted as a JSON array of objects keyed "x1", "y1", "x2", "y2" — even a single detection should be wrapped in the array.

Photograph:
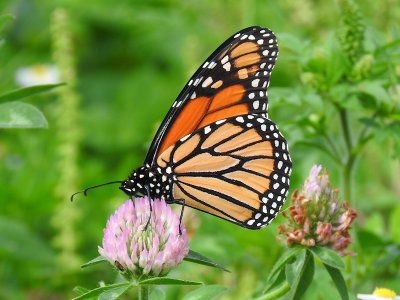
[
  {"x1": 339, "y1": 108, "x2": 353, "y2": 158},
  {"x1": 323, "y1": 133, "x2": 342, "y2": 163},
  {"x1": 338, "y1": 107, "x2": 354, "y2": 204},
  {"x1": 139, "y1": 286, "x2": 149, "y2": 300},
  {"x1": 257, "y1": 281, "x2": 290, "y2": 300}
]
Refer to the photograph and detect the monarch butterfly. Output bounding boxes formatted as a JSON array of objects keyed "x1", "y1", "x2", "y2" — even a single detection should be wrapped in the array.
[{"x1": 72, "y1": 26, "x2": 292, "y2": 229}]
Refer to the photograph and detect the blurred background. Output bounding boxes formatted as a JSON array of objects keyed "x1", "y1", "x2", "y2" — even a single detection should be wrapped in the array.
[{"x1": 0, "y1": 0, "x2": 399, "y2": 299}]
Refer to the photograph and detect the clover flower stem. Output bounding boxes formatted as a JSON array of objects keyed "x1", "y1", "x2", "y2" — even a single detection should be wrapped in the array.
[
  {"x1": 139, "y1": 286, "x2": 149, "y2": 300},
  {"x1": 257, "y1": 281, "x2": 290, "y2": 300}
]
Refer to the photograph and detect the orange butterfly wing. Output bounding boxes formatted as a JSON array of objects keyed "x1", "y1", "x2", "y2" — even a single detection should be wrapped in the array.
[
  {"x1": 156, "y1": 115, "x2": 291, "y2": 229},
  {"x1": 144, "y1": 27, "x2": 278, "y2": 164}
]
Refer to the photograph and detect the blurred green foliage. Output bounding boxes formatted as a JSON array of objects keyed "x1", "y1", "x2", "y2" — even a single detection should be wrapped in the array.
[{"x1": 0, "y1": 0, "x2": 399, "y2": 299}]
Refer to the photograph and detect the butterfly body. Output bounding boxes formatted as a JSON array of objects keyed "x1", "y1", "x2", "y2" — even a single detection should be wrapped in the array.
[{"x1": 76, "y1": 26, "x2": 292, "y2": 230}]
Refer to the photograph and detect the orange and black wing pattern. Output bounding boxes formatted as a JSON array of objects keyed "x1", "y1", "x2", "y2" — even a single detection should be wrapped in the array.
[
  {"x1": 156, "y1": 114, "x2": 291, "y2": 229},
  {"x1": 145, "y1": 26, "x2": 278, "y2": 164}
]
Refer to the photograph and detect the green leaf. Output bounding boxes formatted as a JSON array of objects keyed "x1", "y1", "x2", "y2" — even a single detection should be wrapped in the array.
[
  {"x1": 356, "y1": 229, "x2": 387, "y2": 253},
  {"x1": 286, "y1": 249, "x2": 315, "y2": 300},
  {"x1": 0, "y1": 216, "x2": 54, "y2": 264},
  {"x1": 0, "y1": 101, "x2": 48, "y2": 128},
  {"x1": 278, "y1": 33, "x2": 310, "y2": 56},
  {"x1": 285, "y1": 251, "x2": 305, "y2": 286},
  {"x1": 72, "y1": 286, "x2": 90, "y2": 296},
  {"x1": 184, "y1": 250, "x2": 230, "y2": 272},
  {"x1": 0, "y1": 14, "x2": 13, "y2": 31},
  {"x1": 264, "y1": 247, "x2": 301, "y2": 292},
  {"x1": 323, "y1": 264, "x2": 349, "y2": 300},
  {"x1": 150, "y1": 288, "x2": 166, "y2": 300},
  {"x1": 72, "y1": 283, "x2": 133, "y2": 300},
  {"x1": 264, "y1": 267, "x2": 286, "y2": 293},
  {"x1": 138, "y1": 277, "x2": 202, "y2": 286},
  {"x1": 98, "y1": 284, "x2": 133, "y2": 300},
  {"x1": 309, "y1": 247, "x2": 345, "y2": 269},
  {"x1": 358, "y1": 81, "x2": 391, "y2": 105},
  {"x1": 326, "y1": 43, "x2": 348, "y2": 85},
  {"x1": 0, "y1": 83, "x2": 64, "y2": 103},
  {"x1": 182, "y1": 285, "x2": 228, "y2": 300},
  {"x1": 81, "y1": 256, "x2": 108, "y2": 268}
]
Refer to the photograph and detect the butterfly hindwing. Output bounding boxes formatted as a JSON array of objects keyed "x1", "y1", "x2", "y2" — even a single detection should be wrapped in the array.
[
  {"x1": 145, "y1": 26, "x2": 279, "y2": 164},
  {"x1": 156, "y1": 114, "x2": 292, "y2": 229}
]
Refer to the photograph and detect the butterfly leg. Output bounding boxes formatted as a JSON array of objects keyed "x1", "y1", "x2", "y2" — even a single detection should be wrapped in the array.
[
  {"x1": 144, "y1": 184, "x2": 153, "y2": 231},
  {"x1": 168, "y1": 198, "x2": 185, "y2": 235}
]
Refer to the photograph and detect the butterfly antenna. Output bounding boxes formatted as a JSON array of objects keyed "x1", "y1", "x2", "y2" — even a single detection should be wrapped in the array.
[{"x1": 70, "y1": 181, "x2": 124, "y2": 202}]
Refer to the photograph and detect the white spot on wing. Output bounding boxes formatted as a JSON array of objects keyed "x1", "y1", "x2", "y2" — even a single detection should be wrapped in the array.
[
  {"x1": 251, "y1": 79, "x2": 260, "y2": 87},
  {"x1": 223, "y1": 62, "x2": 231, "y2": 71},
  {"x1": 208, "y1": 62, "x2": 217, "y2": 69},
  {"x1": 180, "y1": 134, "x2": 190, "y2": 142},
  {"x1": 247, "y1": 219, "x2": 255, "y2": 225},
  {"x1": 221, "y1": 55, "x2": 229, "y2": 64},
  {"x1": 202, "y1": 76, "x2": 213, "y2": 88}
]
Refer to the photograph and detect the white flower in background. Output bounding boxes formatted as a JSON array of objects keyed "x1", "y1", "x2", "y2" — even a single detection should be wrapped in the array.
[
  {"x1": 15, "y1": 64, "x2": 60, "y2": 87},
  {"x1": 358, "y1": 287, "x2": 400, "y2": 300}
]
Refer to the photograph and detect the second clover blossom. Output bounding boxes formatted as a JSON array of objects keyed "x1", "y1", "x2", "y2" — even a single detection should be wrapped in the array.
[
  {"x1": 277, "y1": 165, "x2": 357, "y2": 256},
  {"x1": 99, "y1": 197, "x2": 189, "y2": 278}
]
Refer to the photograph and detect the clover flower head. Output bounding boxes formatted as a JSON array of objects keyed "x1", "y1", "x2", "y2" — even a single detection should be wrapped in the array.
[
  {"x1": 277, "y1": 165, "x2": 357, "y2": 256},
  {"x1": 99, "y1": 197, "x2": 189, "y2": 278}
]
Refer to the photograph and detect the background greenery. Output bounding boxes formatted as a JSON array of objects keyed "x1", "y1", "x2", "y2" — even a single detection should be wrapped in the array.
[{"x1": 0, "y1": 0, "x2": 399, "y2": 299}]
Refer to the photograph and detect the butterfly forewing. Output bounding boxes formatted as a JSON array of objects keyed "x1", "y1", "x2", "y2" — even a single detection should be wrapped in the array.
[
  {"x1": 156, "y1": 114, "x2": 291, "y2": 229},
  {"x1": 145, "y1": 26, "x2": 279, "y2": 165}
]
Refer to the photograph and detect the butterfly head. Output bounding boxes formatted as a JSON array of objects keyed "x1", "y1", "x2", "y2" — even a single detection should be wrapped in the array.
[
  {"x1": 119, "y1": 165, "x2": 151, "y2": 197},
  {"x1": 119, "y1": 164, "x2": 170, "y2": 200}
]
